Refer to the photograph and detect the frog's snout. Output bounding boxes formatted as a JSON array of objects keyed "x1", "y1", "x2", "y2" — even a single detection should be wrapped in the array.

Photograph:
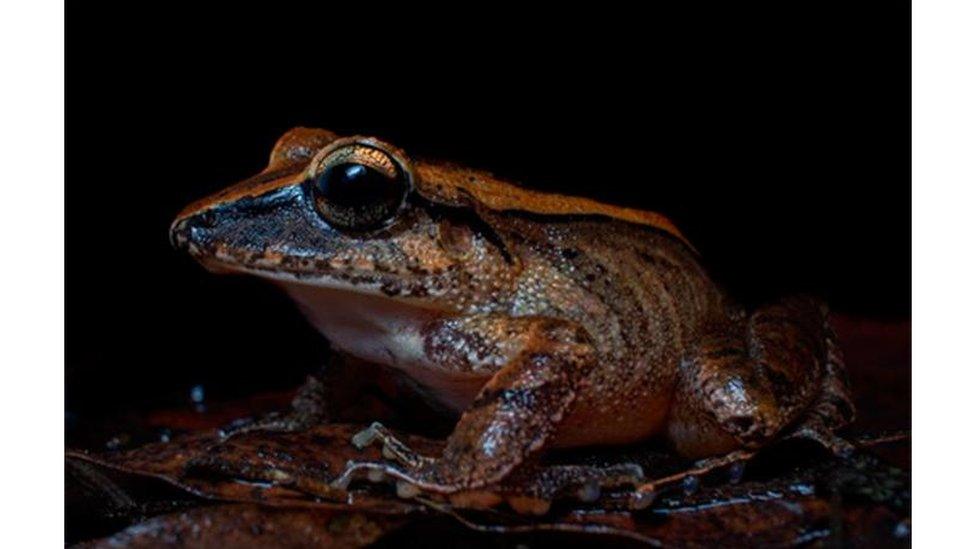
[
  {"x1": 169, "y1": 209, "x2": 217, "y2": 253},
  {"x1": 170, "y1": 210, "x2": 243, "y2": 275}
]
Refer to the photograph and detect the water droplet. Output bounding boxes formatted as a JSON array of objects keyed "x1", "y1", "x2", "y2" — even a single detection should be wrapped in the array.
[
  {"x1": 190, "y1": 384, "x2": 205, "y2": 404},
  {"x1": 632, "y1": 489, "x2": 656, "y2": 509},
  {"x1": 728, "y1": 461, "x2": 746, "y2": 483},
  {"x1": 790, "y1": 483, "x2": 815, "y2": 496},
  {"x1": 682, "y1": 475, "x2": 700, "y2": 495},
  {"x1": 576, "y1": 479, "x2": 601, "y2": 502}
]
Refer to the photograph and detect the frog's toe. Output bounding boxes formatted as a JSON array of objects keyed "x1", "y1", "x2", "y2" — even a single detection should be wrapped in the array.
[
  {"x1": 631, "y1": 487, "x2": 658, "y2": 509},
  {"x1": 367, "y1": 467, "x2": 387, "y2": 482},
  {"x1": 396, "y1": 480, "x2": 422, "y2": 499},
  {"x1": 505, "y1": 495, "x2": 552, "y2": 515},
  {"x1": 448, "y1": 490, "x2": 504, "y2": 509},
  {"x1": 350, "y1": 421, "x2": 383, "y2": 449},
  {"x1": 331, "y1": 459, "x2": 404, "y2": 492},
  {"x1": 788, "y1": 425, "x2": 856, "y2": 458},
  {"x1": 477, "y1": 462, "x2": 645, "y2": 513},
  {"x1": 628, "y1": 449, "x2": 756, "y2": 510}
]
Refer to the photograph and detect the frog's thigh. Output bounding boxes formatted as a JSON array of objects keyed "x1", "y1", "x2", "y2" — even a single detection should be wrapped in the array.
[
  {"x1": 668, "y1": 297, "x2": 850, "y2": 458},
  {"x1": 379, "y1": 316, "x2": 597, "y2": 493}
]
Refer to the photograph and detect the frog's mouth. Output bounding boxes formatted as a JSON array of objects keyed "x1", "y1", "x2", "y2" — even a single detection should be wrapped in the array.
[{"x1": 172, "y1": 217, "x2": 452, "y2": 304}]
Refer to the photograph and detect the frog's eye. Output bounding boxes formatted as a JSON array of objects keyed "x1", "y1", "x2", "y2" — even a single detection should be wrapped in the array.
[{"x1": 309, "y1": 143, "x2": 410, "y2": 232}]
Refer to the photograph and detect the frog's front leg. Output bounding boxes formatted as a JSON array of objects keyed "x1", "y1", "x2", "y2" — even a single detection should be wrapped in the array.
[{"x1": 337, "y1": 314, "x2": 597, "y2": 495}]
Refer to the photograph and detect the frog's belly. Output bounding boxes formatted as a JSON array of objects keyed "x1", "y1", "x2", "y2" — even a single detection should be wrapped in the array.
[{"x1": 279, "y1": 283, "x2": 488, "y2": 412}]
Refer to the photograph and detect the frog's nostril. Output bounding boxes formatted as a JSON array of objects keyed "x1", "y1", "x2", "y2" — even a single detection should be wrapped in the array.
[
  {"x1": 169, "y1": 213, "x2": 207, "y2": 249},
  {"x1": 169, "y1": 218, "x2": 192, "y2": 250},
  {"x1": 170, "y1": 210, "x2": 220, "y2": 250}
]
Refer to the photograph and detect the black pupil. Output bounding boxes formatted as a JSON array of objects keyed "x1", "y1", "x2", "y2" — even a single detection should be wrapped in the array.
[{"x1": 312, "y1": 161, "x2": 406, "y2": 230}]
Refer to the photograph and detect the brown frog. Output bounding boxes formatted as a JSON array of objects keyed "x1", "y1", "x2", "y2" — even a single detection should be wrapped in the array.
[{"x1": 170, "y1": 128, "x2": 854, "y2": 511}]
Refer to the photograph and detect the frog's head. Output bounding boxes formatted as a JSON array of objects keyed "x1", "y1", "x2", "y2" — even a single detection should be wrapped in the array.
[
  {"x1": 172, "y1": 128, "x2": 535, "y2": 369},
  {"x1": 171, "y1": 128, "x2": 522, "y2": 317}
]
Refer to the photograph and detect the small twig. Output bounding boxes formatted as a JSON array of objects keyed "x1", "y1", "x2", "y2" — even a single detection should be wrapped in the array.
[{"x1": 855, "y1": 430, "x2": 911, "y2": 447}]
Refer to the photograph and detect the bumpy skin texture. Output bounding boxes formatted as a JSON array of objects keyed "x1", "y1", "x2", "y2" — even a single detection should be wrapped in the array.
[{"x1": 171, "y1": 127, "x2": 854, "y2": 500}]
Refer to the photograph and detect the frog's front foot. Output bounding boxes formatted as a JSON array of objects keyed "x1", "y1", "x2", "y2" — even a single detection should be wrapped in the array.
[
  {"x1": 334, "y1": 450, "x2": 647, "y2": 514},
  {"x1": 337, "y1": 421, "x2": 493, "y2": 498},
  {"x1": 340, "y1": 422, "x2": 650, "y2": 514},
  {"x1": 331, "y1": 317, "x2": 600, "y2": 514},
  {"x1": 331, "y1": 440, "x2": 464, "y2": 502},
  {"x1": 338, "y1": 424, "x2": 758, "y2": 514}
]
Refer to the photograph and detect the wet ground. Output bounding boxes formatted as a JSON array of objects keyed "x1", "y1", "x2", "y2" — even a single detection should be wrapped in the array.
[{"x1": 65, "y1": 315, "x2": 909, "y2": 547}]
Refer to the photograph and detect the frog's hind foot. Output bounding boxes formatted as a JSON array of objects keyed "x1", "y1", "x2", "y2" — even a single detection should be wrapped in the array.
[
  {"x1": 784, "y1": 307, "x2": 858, "y2": 458},
  {"x1": 786, "y1": 425, "x2": 856, "y2": 458},
  {"x1": 630, "y1": 449, "x2": 755, "y2": 509},
  {"x1": 498, "y1": 462, "x2": 646, "y2": 510},
  {"x1": 668, "y1": 296, "x2": 856, "y2": 458},
  {"x1": 441, "y1": 461, "x2": 647, "y2": 514}
]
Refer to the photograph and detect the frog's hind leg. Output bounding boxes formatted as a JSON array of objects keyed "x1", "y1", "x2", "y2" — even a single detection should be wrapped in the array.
[
  {"x1": 667, "y1": 296, "x2": 855, "y2": 459},
  {"x1": 784, "y1": 315, "x2": 857, "y2": 456}
]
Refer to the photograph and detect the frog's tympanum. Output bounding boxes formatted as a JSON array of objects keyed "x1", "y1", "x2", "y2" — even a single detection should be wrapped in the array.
[{"x1": 171, "y1": 128, "x2": 855, "y2": 511}]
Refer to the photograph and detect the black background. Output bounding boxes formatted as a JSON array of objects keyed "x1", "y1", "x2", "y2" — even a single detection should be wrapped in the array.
[{"x1": 67, "y1": 4, "x2": 908, "y2": 421}]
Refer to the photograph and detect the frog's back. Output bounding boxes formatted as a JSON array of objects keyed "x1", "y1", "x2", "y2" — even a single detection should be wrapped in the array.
[
  {"x1": 484, "y1": 209, "x2": 724, "y2": 353},
  {"x1": 409, "y1": 154, "x2": 725, "y2": 345},
  {"x1": 413, "y1": 161, "x2": 694, "y2": 249},
  {"x1": 486, "y1": 214, "x2": 727, "y2": 447}
]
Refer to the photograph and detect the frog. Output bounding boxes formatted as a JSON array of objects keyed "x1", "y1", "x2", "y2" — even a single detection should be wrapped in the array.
[{"x1": 170, "y1": 127, "x2": 855, "y2": 512}]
